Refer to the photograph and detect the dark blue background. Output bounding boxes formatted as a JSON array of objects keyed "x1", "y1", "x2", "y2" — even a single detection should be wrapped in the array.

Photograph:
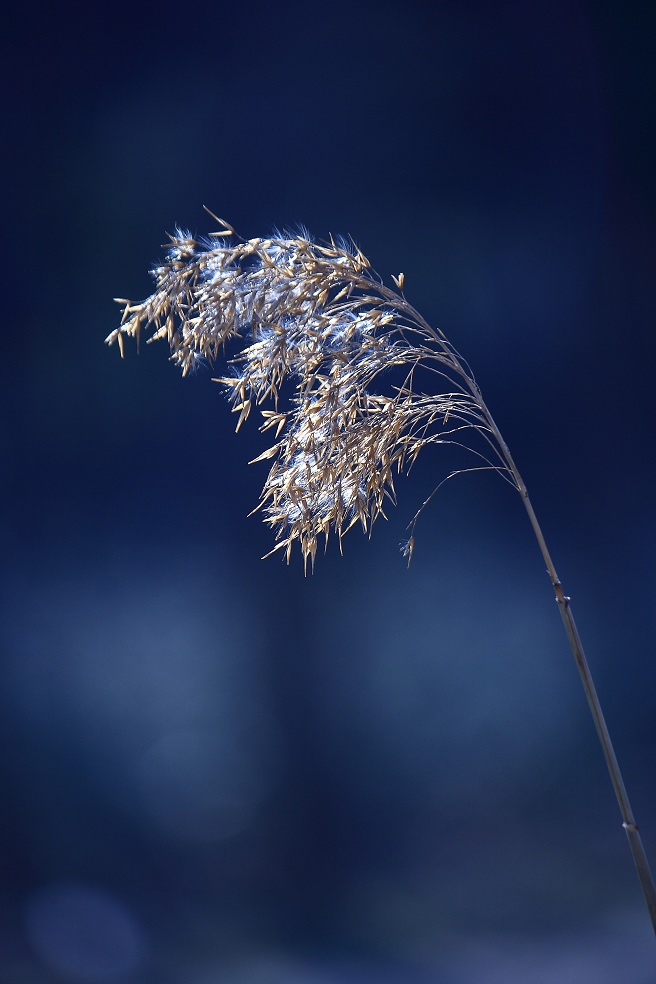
[{"x1": 2, "y1": 1, "x2": 656, "y2": 980}]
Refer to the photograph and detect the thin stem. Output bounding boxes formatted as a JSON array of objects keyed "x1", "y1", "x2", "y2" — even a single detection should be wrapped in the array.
[
  {"x1": 487, "y1": 416, "x2": 656, "y2": 935},
  {"x1": 112, "y1": 231, "x2": 656, "y2": 929}
]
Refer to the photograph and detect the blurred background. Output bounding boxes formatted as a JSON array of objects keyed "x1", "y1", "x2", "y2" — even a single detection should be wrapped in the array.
[{"x1": 2, "y1": 0, "x2": 656, "y2": 980}]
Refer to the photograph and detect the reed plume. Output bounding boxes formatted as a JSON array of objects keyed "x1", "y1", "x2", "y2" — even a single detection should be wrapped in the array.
[
  {"x1": 107, "y1": 219, "x2": 516, "y2": 567},
  {"x1": 107, "y1": 213, "x2": 656, "y2": 937}
]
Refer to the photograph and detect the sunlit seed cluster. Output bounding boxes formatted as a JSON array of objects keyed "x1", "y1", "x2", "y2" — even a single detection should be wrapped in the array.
[{"x1": 108, "y1": 217, "x2": 512, "y2": 567}]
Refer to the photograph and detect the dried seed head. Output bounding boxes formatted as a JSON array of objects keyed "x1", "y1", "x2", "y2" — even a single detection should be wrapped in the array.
[{"x1": 108, "y1": 224, "x2": 515, "y2": 566}]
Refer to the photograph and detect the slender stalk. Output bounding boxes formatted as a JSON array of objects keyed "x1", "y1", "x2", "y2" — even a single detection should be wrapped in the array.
[
  {"x1": 488, "y1": 418, "x2": 656, "y2": 934},
  {"x1": 110, "y1": 224, "x2": 656, "y2": 932}
]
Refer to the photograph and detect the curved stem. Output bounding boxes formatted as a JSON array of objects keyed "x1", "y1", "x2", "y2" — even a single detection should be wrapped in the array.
[
  {"x1": 487, "y1": 416, "x2": 656, "y2": 935},
  {"x1": 389, "y1": 296, "x2": 656, "y2": 927}
]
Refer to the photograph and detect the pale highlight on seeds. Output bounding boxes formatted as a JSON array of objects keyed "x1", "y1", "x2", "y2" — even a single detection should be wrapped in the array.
[{"x1": 107, "y1": 216, "x2": 517, "y2": 568}]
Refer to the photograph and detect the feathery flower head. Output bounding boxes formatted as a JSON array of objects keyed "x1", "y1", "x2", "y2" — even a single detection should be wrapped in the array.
[{"x1": 108, "y1": 215, "x2": 514, "y2": 568}]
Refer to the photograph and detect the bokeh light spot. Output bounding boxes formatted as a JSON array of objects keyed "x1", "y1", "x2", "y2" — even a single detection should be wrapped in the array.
[{"x1": 24, "y1": 881, "x2": 147, "y2": 981}]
